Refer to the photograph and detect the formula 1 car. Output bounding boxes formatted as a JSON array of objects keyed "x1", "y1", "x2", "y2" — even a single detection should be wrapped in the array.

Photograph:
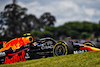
[{"x1": 0, "y1": 36, "x2": 100, "y2": 64}]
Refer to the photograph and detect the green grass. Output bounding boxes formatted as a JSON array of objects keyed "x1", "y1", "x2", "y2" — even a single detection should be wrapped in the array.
[{"x1": 0, "y1": 51, "x2": 100, "y2": 67}]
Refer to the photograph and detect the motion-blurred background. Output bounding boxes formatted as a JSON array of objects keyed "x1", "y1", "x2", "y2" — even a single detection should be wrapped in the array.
[{"x1": 0, "y1": 0, "x2": 100, "y2": 41}]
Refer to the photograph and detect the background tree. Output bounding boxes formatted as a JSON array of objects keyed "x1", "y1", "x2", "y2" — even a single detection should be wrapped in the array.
[
  {"x1": 39, "y1": 12, "x2": 56, "y2": 29},
  {"x1": 42, "y1": 21, "x2": 100, "y2": 40},
  {"x1": 0, "y1": 0, "x2": 43, "y2": 40},
  {"x1": 45, "y1": 26, "x2": 57, "y2": 39},
  {"x1": 0, "y1": 0, "x2": 27, "y2": 38},
  {"x1": 31, "y1": 30, "x2": 53, "y2": 39},
  {"x1": 81, "y1": 32, "x2": 91, "y2": 39},
  {"x1": 21, "y1": 14, "x2": 40, "y2": 32},
  {"x1": 0, "y1": 0, "x2": 100, "y2": 41}
]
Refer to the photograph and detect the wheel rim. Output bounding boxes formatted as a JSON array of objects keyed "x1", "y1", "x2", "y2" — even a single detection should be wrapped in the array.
[{"x1": 54, "y1": 45, "x2": 65, "y2": 56}]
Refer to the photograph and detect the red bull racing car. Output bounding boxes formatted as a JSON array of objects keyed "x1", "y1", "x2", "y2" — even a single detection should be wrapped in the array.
[{"x1": 0, "y1": 36, "x2": 100, "y2": 64}]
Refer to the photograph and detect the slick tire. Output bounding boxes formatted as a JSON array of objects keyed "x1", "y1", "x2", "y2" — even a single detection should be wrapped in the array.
[
  {"x1": 53, "y1": 42, "x2": 73, "y2": 56},
  {"x1": 84, "y1": 41, "x2": 100, "y2": 48},
  {"x1": 84, "y1": 41, "x2": 95, "y2": 47}
]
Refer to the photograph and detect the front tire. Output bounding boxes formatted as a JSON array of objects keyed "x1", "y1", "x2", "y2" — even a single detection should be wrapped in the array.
[
  {"x1": 84, "y1": 41, "x2": 100, "y2": 48},
  {"x1": 83, "y1": 42, "x2": 95, "y2": 47},
  {"x1": 53, "y1": 42, "x2": 68, "y2": 56}
]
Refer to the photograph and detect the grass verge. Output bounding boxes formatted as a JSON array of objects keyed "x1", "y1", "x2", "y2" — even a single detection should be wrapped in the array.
[{"x1": 0, "y1": 51, "x2": 100, "y2": 67}]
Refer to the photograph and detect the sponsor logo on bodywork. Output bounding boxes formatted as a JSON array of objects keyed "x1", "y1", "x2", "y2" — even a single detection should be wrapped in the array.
[
  {"x1": 4, "y1": 48, "x2": 28, "y2": 64},
  {"x1": 73, "y1": 49, "x2": 88, "y2": 54}
]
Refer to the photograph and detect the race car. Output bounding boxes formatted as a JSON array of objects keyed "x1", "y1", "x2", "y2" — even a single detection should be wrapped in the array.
[{"x1": 0, "y1": 36, "x2": 100, "y2": 64}]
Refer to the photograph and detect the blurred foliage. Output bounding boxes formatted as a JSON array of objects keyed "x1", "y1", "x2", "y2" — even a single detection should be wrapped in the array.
[
  {"x1": 0, "y1": 0, "x2": 56, "y2": 41},
  {"x1": 31, "y1": 30, "x2": 53, "y2": 39},
  {"x1": 81, "y1": 32, "x2": 91, "y2": 39},
  {"x1": 39, "y1": 12, "x2": 56, "y2": 28},
  {"x1": 0, "y1": 0, "x2": 100, "y2": 41},
  {"x1": 44, "y1": 21, "x2": 100, "y2": 40}
]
